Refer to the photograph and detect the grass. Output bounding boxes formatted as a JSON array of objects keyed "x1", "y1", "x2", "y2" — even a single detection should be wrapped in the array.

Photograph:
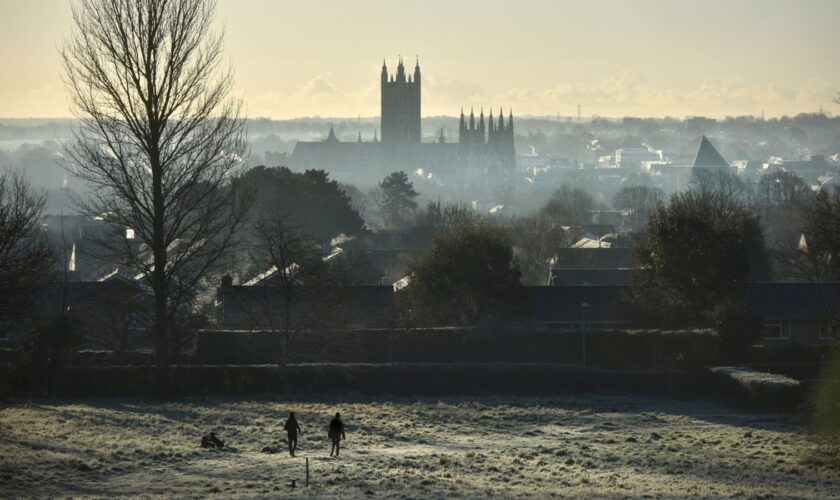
[{"x1": 0, "y1": 395, "x2": 837, "y2": 498}]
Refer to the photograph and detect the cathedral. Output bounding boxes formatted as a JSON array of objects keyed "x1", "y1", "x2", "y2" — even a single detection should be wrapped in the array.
[{"x1": 288, "y1": 57, "x2": 517, "y2": 184}]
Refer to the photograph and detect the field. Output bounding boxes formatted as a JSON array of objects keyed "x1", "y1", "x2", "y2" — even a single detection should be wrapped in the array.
[{"x1": 1, "y1": 395, "x2": 838, "y2": 498}]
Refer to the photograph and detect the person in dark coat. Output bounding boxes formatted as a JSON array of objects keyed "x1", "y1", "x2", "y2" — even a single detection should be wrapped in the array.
[
  {"x1": 328, "y1": 412, "x2": 346, "y2": 457},
  {"x1": 284, "y1": 412, "x2": 302, "y2": 457}
]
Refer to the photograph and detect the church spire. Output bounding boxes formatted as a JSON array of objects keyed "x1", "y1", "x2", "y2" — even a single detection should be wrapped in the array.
[
  {"x1": 478, "y1": 108, "x2": 485, "y2": 134},
  {"x1": 508, "y1": 109, "x2": 514, "y2": 133},
  {"x1": 325, "y1": 124, "x2": 339, "y2": 143},
  {"x1": 414, "y1": 56, "x2": 420, "y2": 82},
  {"x1": 498, "y1": 108, "x2": 505, "y2": 130},
  {"x1": 469, "y1": 107, "x2": 475, "y2": 130},
  {"x1": 396, "y1": 55, "x2": 406, "y2": 82},
  {"x1": 459, "y1": 108, "x2": 466, "y2": 132}
]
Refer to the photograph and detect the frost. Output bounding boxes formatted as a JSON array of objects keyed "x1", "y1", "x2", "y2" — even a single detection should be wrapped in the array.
[{"x1": 0, "y1": 396, "x2": 835, "y2": 497}]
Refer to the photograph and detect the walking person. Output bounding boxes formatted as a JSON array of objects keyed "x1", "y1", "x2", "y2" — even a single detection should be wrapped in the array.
[
  {"x1": 328, "y1": 412, "x2": 346, "y2": 457},
  {"x1": 284, "y1": 411, "x2": 301, "y2": 457}
]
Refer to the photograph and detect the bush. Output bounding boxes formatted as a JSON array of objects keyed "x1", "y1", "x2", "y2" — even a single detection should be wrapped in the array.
[
  {"x1": 716, "y1": 301, "x2": 763, "y2": 362},
  {"x1": 709, "y1": 366, "x2": 802, "y2": 411},
  {"x1": 12, "y1": 316, "x2": 80, "y2": 395},
  {"x1": 811, "y1": 348, "x2": 840, "y2": 435},
  {"x1": 193, "y1": 327, "x2": 718, "y2": 369},
  {"x1": 10, "y1": 363, "x2": 707, "y2": 398}
]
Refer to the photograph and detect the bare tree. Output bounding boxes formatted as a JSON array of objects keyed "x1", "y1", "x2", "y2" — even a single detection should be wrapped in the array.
[
  {"x1": 801, "y1": 187, "x2": 840, "y2": 281},
  {"x1": 689, "y1": 169, "x2": 748, "y2": 208},
  {"x1": 541, "y1": 184, "x2": 595, "y2": 225},
  {"x1": 613, "y1": 185, "x2": 664, "y2": 229},
  {"x1": 510, "y1": 212, "x2": 569, "y2": 285},
  {"x1": 0, "y1": 170, "x2": 54, "y2": 315},
  {"x1": 62, "y1": 0, "x2": 250, "y2": 395},
  {"x1": 243, "y1": 214, "x2": 350, "y2": 365},
  {"x1": 80, "y1": 281, "x2": 151, "y2": 363}
]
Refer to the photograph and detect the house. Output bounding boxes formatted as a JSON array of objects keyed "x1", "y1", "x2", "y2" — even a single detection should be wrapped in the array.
[
  {"x1": 216, "y1": 284, "x2": 395, "y2": 330},
  {"x1": 530, "y1": 282, "x2": 839, "y2": 346},
  {"x1": 553, "y1": 248, "x2": 637, "y2": 270},
  {"x1": 744, "y1": 282, "x2": 840, "y2": 346},
  {"x1": 531, "y1": 285, "x2": 631, "y2": 328},
  {"x1": 1, "y1": 280, "x2": 153, "y2": 348},
  {"x1": 768, "y1": 155, "x2": 834, "y2": 185},
  {"x1": 549, "y1": 268, "x2": 634, "y2": 286}
]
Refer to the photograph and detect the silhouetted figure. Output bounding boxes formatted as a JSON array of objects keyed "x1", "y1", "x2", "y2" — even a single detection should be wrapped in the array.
[
  {"x1": 284, "y1": 411, "x2": 302, "y2": 457},
  {"x1": 201, "y1": 432, "x2": 225, "y2": 449},
  {"x1": 328, "y1": 412, "x2": 346, "y2": 457}
]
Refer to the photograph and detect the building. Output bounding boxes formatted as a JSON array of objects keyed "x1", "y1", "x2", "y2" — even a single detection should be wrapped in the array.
[
  {"x1": 744, "y1": 282, "x2": 840, "y2": 346},
  {"x1": 215, "y1": 284, "x2": 395, "y2": 330},
  {"x1": 646, "y1": 135, "x2": 732, "y2": 192},
  {"x1": 615, "y1": 147, "x2": 660, "y2": 169},
  {"x1": 549, "y1": 269, "x2": 634, "y2": 286},
  {"x1": 288, "y1": 58, "x2": 516, "y2": 186},
  {"x1": 763, "y1": 155, "x2": 834, "y2": 186}
]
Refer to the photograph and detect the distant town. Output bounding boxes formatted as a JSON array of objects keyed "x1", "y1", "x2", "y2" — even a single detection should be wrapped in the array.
[{"x1": 2, "y1": 0, "x2": 840, "y2": 497}]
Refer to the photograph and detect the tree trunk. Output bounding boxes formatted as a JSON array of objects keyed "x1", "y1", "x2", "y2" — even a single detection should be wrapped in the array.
[
  {"x1": 154, "y1": 266, "x2": 169, "y2": 397},
  {"x1": 152, "y1": 148, "x2": 170, "y2": 397}
]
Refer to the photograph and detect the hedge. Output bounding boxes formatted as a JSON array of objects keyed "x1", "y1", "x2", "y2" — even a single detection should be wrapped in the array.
[
  {"x1": 193, "y1": 327, "x2": 718, "y2": 369},
  {"x1": 709, "y1": 366, "x2": 803, "y2": 411},
  {"x1": 3, "y1": 363, "x2": 704, "y2": 398}
]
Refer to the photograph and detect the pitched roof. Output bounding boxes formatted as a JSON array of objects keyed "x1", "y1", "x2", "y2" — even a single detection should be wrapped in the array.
[
  {"x1": 324, "y1": 125, "x2": 339, "y2": 143},
  {"x1": 549, "y1": 268, "x2": 634, "y2": 286},
  {"x1": 692, "y1": 135, "x2": 729, "y2": 168},
  {"x1": 744, "y1": 282, "x2": 840, "y2": 321},
  {"x1": 530, "y1": 285, "x2": 631, "y2": 324},
  {"x1": 553, "y1": 248, "x2": 637, "y2": 270},
  {"x1": 217, "y1": 285, "x2": 394, "y2": 328}
]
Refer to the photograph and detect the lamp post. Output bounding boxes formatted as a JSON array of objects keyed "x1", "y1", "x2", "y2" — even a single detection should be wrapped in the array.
[{"x1": 580, "y1": 302, "x2": 591, "y2": 367}]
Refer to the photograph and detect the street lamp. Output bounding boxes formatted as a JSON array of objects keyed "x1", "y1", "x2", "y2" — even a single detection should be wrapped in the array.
[{"x1": 580, "y1": 302, "x2": 591, "y2": 367}]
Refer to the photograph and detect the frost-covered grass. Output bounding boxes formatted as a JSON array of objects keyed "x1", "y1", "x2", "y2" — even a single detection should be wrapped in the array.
[
  {"x1": 710, "y1": 366, "x2": 801, "y2": 391},
  {"x1": 0, "y1": 396, "x2": 837, "y2": 498}
]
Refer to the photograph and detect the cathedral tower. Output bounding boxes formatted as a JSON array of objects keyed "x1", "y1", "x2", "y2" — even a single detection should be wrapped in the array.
[{"x1": 380, "y1": 57, "x2": 421, "y2": 147}]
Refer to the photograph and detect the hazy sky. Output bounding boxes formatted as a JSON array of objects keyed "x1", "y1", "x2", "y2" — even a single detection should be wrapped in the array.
[{"x1": 1, "y1": 0, "x2": 839, "y2": 119}]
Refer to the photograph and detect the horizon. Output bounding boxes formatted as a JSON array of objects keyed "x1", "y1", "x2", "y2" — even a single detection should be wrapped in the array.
[{"x1": 2, "y1": 0, "x2": 839, "y2": 120}]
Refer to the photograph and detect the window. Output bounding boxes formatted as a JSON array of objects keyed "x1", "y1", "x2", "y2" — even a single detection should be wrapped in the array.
[
  {"x1": 762, "y1": 322, "x2": 791, "y2": 340},
  {"x1": 819, "y1": 322, "x2": 836, "y2": 340}
]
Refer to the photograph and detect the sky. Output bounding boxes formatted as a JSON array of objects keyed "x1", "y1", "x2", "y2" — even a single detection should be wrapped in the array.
[{"x1": 1, "y1": 0, "x2": 839, "y2": 119}]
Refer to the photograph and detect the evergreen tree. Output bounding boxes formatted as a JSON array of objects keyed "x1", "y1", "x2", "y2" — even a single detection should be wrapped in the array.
[
  {"x1": 237, "y1": 166, "x2": 365, "y2": 241},
  {"x1": 376, "y1": 171, "x2": 419, "y2": 229},
  {"x1": 407, "y1": 223, "x2": 526, "y2": 325},
  {"x1": 631, "y1": 189, "x2": 771, "y2": 326}
]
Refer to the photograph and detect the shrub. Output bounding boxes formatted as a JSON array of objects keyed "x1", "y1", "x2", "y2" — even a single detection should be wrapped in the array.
[{"x1": 709, "y1": 366, "x2": 802, "y2": 411}]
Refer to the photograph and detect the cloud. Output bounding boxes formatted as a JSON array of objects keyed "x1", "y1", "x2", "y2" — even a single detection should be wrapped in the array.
[
  {"x1": 422, "y1": 75, "x2": 489, "y2": 111},
  {"x1": 247, "y1": 70, "x2": 836, "y2": 119},
  {"x1": 249, "y1": 74, "x2": 378, "y2": 118},
  {"x1": 493, "y1": 71, "x2": 836, "y2": 118},
  {"x1": 298, "y1": 74, "x2": 339, "y2": 99}
]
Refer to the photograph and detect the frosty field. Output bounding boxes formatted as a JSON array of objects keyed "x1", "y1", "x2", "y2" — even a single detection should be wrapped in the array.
[{"x1": 1, "y1": 395, "x2": 838, "y2": 498}]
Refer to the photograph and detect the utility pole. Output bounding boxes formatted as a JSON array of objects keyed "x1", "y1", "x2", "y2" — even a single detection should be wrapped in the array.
[{"x1": 580, "y1": 302, "x2": 590, "y2": 367}]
